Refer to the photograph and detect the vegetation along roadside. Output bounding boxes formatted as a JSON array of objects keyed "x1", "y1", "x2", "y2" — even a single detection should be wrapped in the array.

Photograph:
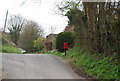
[
  {"x1": 45, "y1": 46, "x2": 119, "y2": 81},
  {"x1": 0, "y1": 45, "x2": 22, "y2": 54}
]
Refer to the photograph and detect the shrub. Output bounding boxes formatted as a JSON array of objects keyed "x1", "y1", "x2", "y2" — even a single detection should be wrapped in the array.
[
  {"x1": 56, "y1": 32, "x2": 75, "y2": 52},
  {"x1": 34, "y1": 37, "x2": 44, "y2": 51}
]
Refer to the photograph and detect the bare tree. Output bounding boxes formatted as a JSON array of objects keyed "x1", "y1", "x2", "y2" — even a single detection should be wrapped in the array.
[
  {"x1": 7, "y1": 15, "x2": 25, "y2": 45},
  {"x1": 20, "y1": 0, "x2": 41, "y2": 6},
  {"x1": 18, "y1": 20, "x2": 44, "y2": 52}
]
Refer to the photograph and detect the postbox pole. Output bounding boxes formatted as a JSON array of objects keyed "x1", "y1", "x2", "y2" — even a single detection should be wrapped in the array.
[{"x1": 65, "y1": 49, "x2": 66, "y2": 56}]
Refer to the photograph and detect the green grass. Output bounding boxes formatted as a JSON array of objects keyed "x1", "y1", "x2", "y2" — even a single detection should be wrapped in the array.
[
  {"x1": 0, "y1": 45, "x2": 22, "y2": 54},
  {"x1": 47, "y1": 47, "x2": 119, "y2": 81}
]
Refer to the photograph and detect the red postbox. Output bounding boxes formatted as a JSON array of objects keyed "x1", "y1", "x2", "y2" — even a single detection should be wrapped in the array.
[{"x1": 64, "y1": 42, "x2": 68, "y2": 49}]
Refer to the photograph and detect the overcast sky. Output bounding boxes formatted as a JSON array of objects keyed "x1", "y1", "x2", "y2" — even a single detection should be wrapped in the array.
[{"x1": 0, "y1": 0, "x2": 68, "y2": 36}]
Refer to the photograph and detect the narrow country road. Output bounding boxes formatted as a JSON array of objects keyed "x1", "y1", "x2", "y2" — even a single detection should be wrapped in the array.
[
  {"x1": 2, "y1": 53, "x2": 83, "y2": 79},
  {"x1": 0, "y1": 53, "x2": 2, "y2": 80}
]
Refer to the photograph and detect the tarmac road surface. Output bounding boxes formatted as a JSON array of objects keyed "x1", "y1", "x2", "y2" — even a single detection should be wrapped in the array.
[
  {"x1": 2, "y1": 53, "x2": 83, "y2": 79},
  {"x1": 0, "y1": 53, "x2": 2, "y2": 80}
]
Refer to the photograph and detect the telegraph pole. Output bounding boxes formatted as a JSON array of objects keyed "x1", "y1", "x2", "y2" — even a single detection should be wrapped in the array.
[{"x1": 3, "y1": 10, "x2": 8, "y2": 33}]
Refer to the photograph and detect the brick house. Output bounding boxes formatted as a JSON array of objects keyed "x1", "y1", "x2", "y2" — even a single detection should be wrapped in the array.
[
  {"x1": 46, "y1": 34, "x2": 57, "y2": 40},
  {"x1": 45, "y1": 34, "x2": 57, "y2": 50}
]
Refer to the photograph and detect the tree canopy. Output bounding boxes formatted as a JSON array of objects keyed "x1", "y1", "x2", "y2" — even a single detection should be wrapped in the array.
[
  {"x1": 56, "y1": 0, "x2": 120, "y2": 55},
  {"x1": 8, "y1": 15, "x2": 25, "y2": 45},
  {"x1": 18, "y1": 20, "x2": 44, "y2": 52}
]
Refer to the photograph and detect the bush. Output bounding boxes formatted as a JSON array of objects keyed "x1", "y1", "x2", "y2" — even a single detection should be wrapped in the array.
[
  {"x1": 56, "y1": 32, "x2": 75, "y2": 52},
  {"x1": 1, "y1": 33, "x2": 16, "y2": 47},
  {"x1": 34, "y1": 37, "x2": 44, "y2": 51}
]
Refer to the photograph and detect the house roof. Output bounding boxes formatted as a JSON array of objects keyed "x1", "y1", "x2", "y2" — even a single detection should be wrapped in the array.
[{"x1": 64, "y1": 26, "x2": 74, "y2": 32}]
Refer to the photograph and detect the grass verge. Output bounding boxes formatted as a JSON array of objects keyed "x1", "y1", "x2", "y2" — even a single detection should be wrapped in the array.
[
  {"x1": 45, "y1": 47, "x2": 119, "y2": 81},
  {"x1": 0, "y1": 45, "x2": 22, "y2": 54}
]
